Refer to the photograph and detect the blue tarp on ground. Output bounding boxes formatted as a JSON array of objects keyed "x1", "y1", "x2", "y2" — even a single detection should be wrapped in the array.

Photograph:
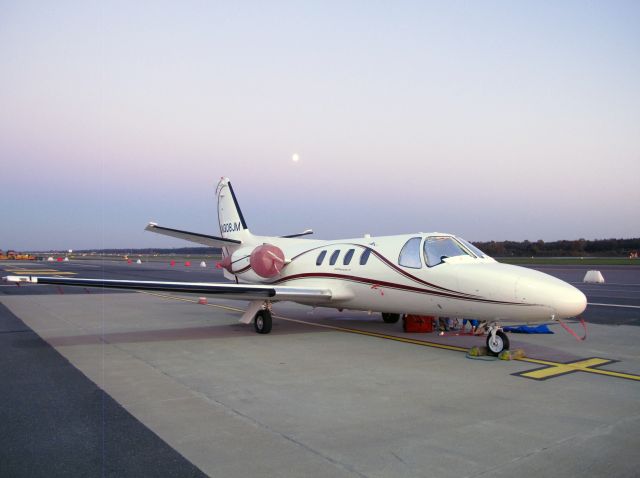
[{"x1": 503, "y1": 324, "x2": 554, "y2": 334}]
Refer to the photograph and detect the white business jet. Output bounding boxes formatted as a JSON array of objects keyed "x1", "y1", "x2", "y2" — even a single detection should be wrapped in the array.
[{"x1": 4, "y1": 178, "x2": 587, "y2": 355}]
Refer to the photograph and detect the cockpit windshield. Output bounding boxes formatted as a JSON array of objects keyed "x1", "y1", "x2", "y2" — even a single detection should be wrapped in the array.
[
  {"x1": 423, "y1": 236, "x2": 470, "y2": 267},
  {"x1": 457, "y1": 237, "x2": 487, "y2": 258}
]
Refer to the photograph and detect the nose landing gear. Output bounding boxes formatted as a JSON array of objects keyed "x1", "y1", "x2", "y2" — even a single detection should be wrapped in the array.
[{"x1": 486, "y1": 324, "x2": 509, "y2": 356}]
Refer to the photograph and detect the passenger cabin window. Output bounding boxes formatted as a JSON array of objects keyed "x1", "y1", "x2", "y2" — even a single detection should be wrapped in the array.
[
  {"x1": 344, "y1": 249, "x2": 355, "y2": 265},
  {"x1": 316, "y1": 250, "x2": 327, "y2": 266},
  {"x1": 359, "y1": 248, "x2": 371, "y2": 265},
  {"x1": 423, "y1": 237, "x2": 470, "y2": 267},
  {"x1": 329, "y1": 250, "x2": 340, "y2": 265},
  {"x1": 398, "y1": 237, "x2": 422, "y2": 268}
]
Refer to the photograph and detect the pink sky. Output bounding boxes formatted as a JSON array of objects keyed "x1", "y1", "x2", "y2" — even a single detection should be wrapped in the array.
[{"x1": 1, "y1": 1, "x2": 639, "y2": 249}]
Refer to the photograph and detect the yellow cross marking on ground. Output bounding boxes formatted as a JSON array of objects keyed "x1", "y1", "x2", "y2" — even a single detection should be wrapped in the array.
[
  {"x1": 514, "y1": 357, "x2": 640, "y2": 381},
  {"x1": 138, "y1": 291, "x2": 640, "y2": 383},
  {"x1": 515, "y1": 358, "x2": 612, "y2": 380}
]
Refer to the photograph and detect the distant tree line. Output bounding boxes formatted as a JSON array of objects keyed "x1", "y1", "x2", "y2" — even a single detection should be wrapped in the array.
[
  {"x1": 472, "y1": 238, "x2": 640, "y2": 257},
  {"x1": 30, "y1": 238, "x2": 640, "y2": 258}
]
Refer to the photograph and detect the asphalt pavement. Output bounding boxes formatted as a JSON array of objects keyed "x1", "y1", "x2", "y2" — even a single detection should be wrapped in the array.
[{"x1": 1, "y1": 259, "x2": 638, "y2": 478}]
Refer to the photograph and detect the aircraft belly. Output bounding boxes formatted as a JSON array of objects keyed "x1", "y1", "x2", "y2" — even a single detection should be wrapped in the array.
[{"x1": 310, "y1": 281, "x2": 552, "y2": 322}]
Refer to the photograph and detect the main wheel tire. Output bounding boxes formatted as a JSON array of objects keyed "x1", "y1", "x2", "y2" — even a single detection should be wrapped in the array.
[
  {"x1": 486, "y1": 330, "x2": 509, "y2": 356},
  {"x1": 254, "y1": 310, "x2": 272, "y2": 334},
  {"x1": 382, "y1": 313, "x2": 401, "y2": 324}
]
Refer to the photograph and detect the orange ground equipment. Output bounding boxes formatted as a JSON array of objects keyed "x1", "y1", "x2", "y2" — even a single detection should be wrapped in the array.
[{"x1": 402, "y1": 315, "x2": 435, "y2": 333}]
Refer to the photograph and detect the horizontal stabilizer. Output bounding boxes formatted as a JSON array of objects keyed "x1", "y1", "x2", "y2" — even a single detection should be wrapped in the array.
[
  {"x1": 2, "y1": 276, "x2": 333, "y2": 302},
  {"x1": 145, "y1": 223, "x2": 241, "y2": 247}
]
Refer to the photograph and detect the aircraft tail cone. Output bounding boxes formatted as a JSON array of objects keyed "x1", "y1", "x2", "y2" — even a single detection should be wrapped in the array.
[{"x1": 216, "y1": 255, "x2": 232, "y2": 272}]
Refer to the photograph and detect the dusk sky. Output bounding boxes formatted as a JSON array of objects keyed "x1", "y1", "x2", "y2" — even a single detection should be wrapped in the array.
[{"x1": 1, "y1": 1, "x2": 639, "y2": 250}]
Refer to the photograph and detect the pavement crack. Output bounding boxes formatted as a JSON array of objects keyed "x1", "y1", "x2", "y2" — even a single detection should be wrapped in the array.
[
  {"x1": 468, "y1": 414, "x2": 640, "y2": 478},
  {"x1": 190, "y1": 389, "x2": 370, "y2": 478},
  {"x1": 390, "y1": 451, "x2": 409, "y2": 467}
]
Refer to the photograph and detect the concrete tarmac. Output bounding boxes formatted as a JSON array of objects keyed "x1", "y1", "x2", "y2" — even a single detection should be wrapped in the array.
[{"x1": 1, "y1": 260, "x2": 639, "y2": 477}]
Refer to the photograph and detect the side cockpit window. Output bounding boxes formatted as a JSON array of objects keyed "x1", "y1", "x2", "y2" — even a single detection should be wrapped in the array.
[
  {"x1": 398, "y1": 237, "x2": 422, "y2": 269},
  {"x1": 457, "y1": 237, "x2": 487, "y2": 258},
  {"x1": 423, "y1": 237, "x2": 470, "y2": 267},
  {"x1": 316, "y1": 250, "x2": 327, "y2": 266}
]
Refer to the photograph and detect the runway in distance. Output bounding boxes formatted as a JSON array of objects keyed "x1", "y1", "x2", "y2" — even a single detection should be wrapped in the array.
[{"x1": 4, "y1": 178, "x2": 587, "y2": 355}]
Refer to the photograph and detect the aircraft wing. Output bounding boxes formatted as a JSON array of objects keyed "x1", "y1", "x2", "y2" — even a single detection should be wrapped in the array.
[
  {"x1": 2, "y1": 276, "x2": 332, "y2": 302},
  {"x1": 145, "y1": 223, "x2": 242, "y2": 247}
]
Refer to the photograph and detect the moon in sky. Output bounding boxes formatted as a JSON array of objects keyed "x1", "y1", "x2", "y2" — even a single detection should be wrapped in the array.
[{"x1": 292, "y1": 153, "x2": 300, "y2": 162}]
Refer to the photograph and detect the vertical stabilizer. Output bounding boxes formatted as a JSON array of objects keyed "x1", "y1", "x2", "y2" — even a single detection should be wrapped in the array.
[{"x1": 216, "y1": 178, "x2": 252, "y2": 242}]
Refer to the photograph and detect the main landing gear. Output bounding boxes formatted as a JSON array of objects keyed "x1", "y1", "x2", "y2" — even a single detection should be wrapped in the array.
[
  {"x1": 253, "y1": 302, "x2": 273, "y2": 334},
  {"x1": 486, "y1": 323, "x2": 509, "y2": 356},
  {"x1": 381, "y1": 313, "x2": 401, "y2": 324}
]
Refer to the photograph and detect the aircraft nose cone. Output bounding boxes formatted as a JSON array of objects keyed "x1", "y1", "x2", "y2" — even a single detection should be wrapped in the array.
[
  {"x1": 513, "y1": 267, "x2": 587, "y2": 319},
  {"x1": 553, "y1": 284, "x2": 587, "y2": 319}
]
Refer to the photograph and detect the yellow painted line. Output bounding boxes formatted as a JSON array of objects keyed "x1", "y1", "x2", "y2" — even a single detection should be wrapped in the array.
[
  {"x1": 139, "y1": 291, "x2": 245, "y2": 313},
  {"x1": 137, "y1": 291, "x2": 640, "y2": 382},
  {"x1": 5, "y1": 269, "x2": 76, "y2": 274},
  {"x1": 138, "y1": 291, "x2": 468, "y2": 352},
  {"x1": 5, "y1": 272, "x2": 78, "y2": 276},
  {"x1": 583, "y1": 368, "x2": 640, "y2": 381}
]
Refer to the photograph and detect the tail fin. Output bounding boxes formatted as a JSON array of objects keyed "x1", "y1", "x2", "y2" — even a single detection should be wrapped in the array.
[{"x1": 216, "y1": 178, "x2": 251, "y2": 241}]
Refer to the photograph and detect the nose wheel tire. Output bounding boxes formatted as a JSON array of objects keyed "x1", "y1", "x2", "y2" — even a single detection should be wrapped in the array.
[
  {"x1": 486, "y1": 330, "x2": 509, "y2": 356},
  {"x1": 254, "y1": 309, "x2": 272, "y2": 334},
  {"x1": 381, "y1": 313, "x2": 401, "y2": 324}
]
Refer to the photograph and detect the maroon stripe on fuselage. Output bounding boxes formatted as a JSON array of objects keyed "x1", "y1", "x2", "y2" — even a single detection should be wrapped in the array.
[
  {"x1": 271, "y1": 272, "x2": 526, "y2": 306},
  {"x1": 359, "y1": 245, "x2": 475, "y2": 296},
  {"x1": 287, "y1": 242, "x2": 477, "y2": 297}
]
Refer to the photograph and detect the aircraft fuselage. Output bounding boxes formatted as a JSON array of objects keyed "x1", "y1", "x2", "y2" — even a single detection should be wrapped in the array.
[{"x1": 228, "y1": 233, "x2": 587, "y2": 324}]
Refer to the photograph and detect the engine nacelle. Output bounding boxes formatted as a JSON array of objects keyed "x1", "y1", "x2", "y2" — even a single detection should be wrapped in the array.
[
  {"x1": 250, "y1": 244, "x2": 286, "y2": 278},
  {"x1": 220, "y1": 244, "x2": 286, "y2": 281}
]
